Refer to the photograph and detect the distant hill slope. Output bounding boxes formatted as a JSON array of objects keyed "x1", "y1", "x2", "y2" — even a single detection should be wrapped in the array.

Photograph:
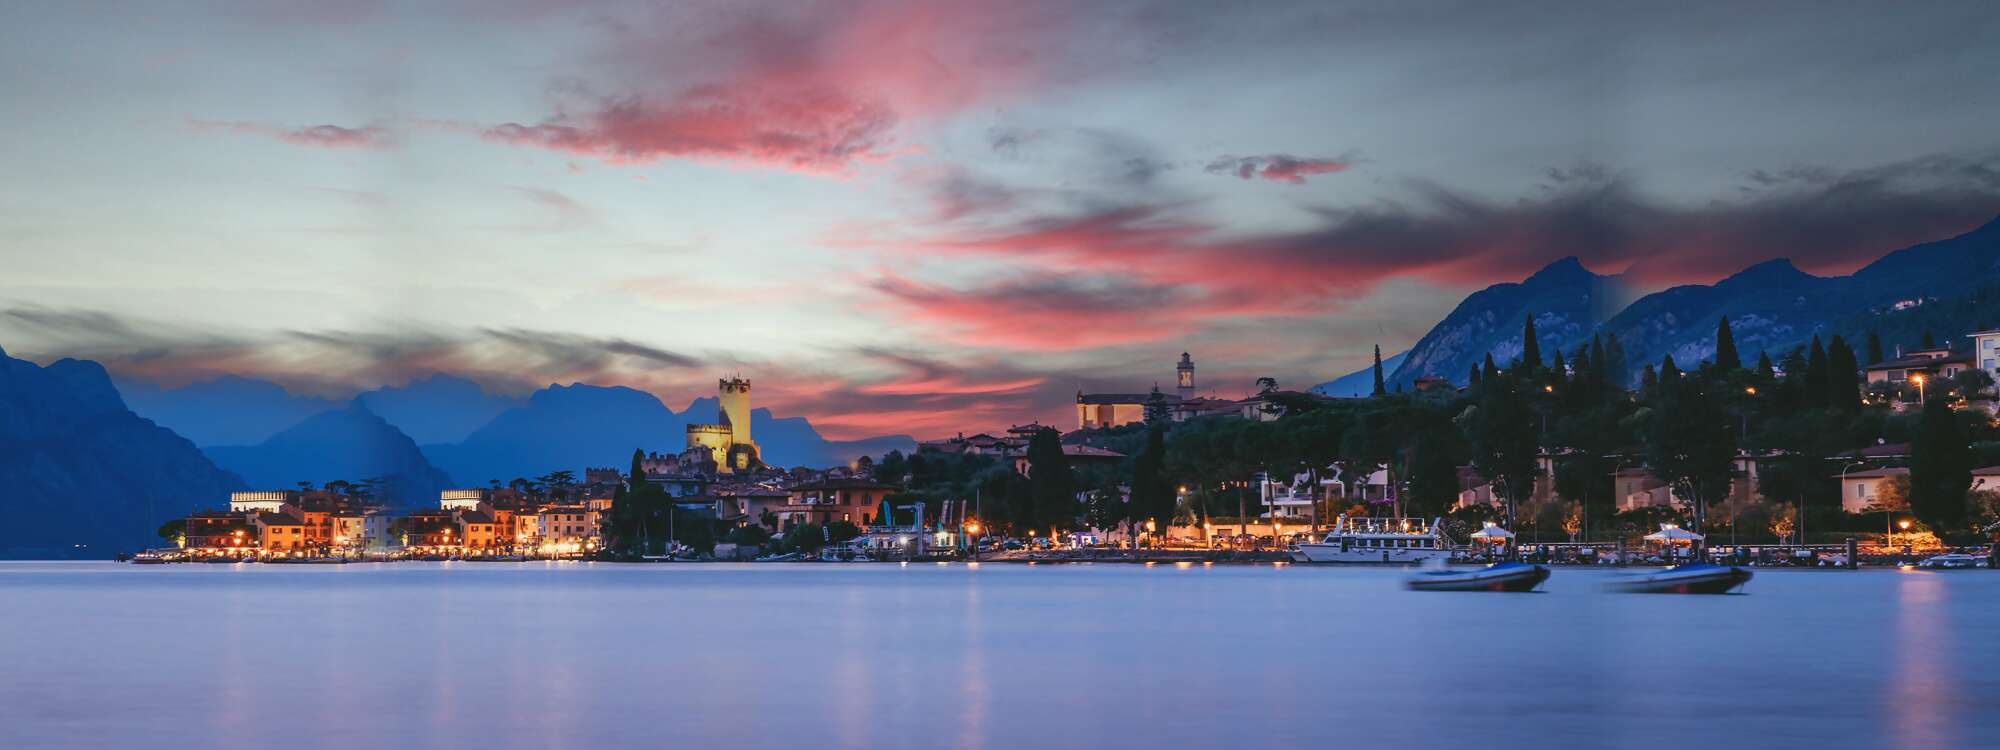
[
  {"x1": 354, "y1": 373, "x2": 524, "y2": 445},
  {"x1": 1604, "y1": 216, "x2": 2000, "y2": 377},
  {"x1": 1385, "y1": 257, "x2": 1628, "y2": 387},
  {"x1": 422, "y1": 383, "x2": 683, "y2": 485},
  {"x1": 118, "y1": 375, "x2": 341, "y2": 447},
  {"x1": 1326, "y1": 215, "x2": 2000, "y2": 390},
  {"x1": 1, "y1": 347, "x2": 245, "y2": 557},
  {"x1": 206, "y1": 403, "x2": 452, "y2": 507},
  {"x1": 1311, "y1": 350, "x2": 1407, "y2": 397}
]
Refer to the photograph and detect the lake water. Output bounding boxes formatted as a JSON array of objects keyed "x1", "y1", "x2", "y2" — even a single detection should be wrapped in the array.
[{"x1": 3, "y1": 561, "x2": 1996, "y2": 750}]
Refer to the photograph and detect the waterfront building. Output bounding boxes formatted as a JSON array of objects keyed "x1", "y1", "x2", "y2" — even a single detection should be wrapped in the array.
[
  {"x1": 252, "y1": 512, "x2": 305, "y2": 553},
  {"x1": 229, "y1": 490, "x2": 296, "y2": 514},
  {"x1": 405, "y1": 509, "x2": 458, "y2": 550},
  {"x1": 183, "y1": 511, "x2": 253, "y2": 553},
  {"x1": 1838, "y1": 467, "x2": 1909, "y2": 513},
  {"x1": 1864, "y1": 345, "x2": 1971, "y2": 385},
  {"x1": 455, "y1": 510, "x2": 498, "y2": 552},
  {"x1": 776, "y1": 477, "x2": 896, "y2": 529}
]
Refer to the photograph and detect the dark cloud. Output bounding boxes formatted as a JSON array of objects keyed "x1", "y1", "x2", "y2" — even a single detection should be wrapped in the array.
[
  {"x1": 884, "y1": 152, "x2": 2000, "y2": 301},
  {"x1": 186, "y1": 119, "x2": 396, "y2": 149},
  {"x1": 1206, "y1": 154, "x2": 1354, "y2": 184}
]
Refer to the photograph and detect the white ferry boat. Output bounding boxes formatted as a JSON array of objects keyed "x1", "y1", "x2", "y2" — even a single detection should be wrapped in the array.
[{"x1": 1289, "y1": 515, "x2": 1450, "y2": 564}]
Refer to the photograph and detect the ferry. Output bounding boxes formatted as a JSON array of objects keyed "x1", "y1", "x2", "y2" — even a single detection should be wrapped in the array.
[{"x1": 1289, "y1": 515, "x2": 1450, "y2": 564}]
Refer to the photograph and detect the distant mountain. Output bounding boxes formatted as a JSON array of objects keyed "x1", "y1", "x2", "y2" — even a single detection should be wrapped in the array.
[
  {"x1": 1385, "y1": 257, "x2": 1628, "y2": 387},
  {"x1": 1, "y1": 347, "x2": 245, "y2": 557},
  {"x1": 1350, "y1": 215, "x2": 2000, "y2": 390},
  {"x1": 117, "y1": 375, "x2": 340, "y2": 447},
  {"x1": 206, "y1": 403, "x2": 452, "y2": 507},
  {"x1": 422, "y1": 383, "x2": 687, "y2": 485},
  {"x1": 738, "y1": 404, "x2": 914, "y2": 468},
  {"x1": 1598, "y1": 259, "x2": 1833, "y2": 379},
  {"x1": 1312, "y1": 350, "x2": 1407, "y2": 397},
  {"x1": 1604, "y1": 216, "x2": 2000, "y2": 378},
  {"x1": 354, "y1": 373, "x2": 523, "y2": 445}
]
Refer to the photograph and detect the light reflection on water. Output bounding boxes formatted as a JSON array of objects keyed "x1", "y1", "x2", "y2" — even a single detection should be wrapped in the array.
[{"x1": 3, "y1": 561, "x2": 1997, "y2": 750}]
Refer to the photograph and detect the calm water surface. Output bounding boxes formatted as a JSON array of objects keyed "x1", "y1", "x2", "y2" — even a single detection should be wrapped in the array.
[{"x1": 3, "y1": 561, "x2": 1996, "y2": 749}]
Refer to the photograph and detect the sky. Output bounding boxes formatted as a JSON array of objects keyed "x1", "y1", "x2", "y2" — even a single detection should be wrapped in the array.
[{"x1": 2, "y1": 0, "x2": 1998, "y2": 439}]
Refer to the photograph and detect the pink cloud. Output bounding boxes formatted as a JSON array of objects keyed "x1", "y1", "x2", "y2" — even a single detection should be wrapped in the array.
[{"x1": 470, "y1": 1, "x2": 1073, "y2": 172}]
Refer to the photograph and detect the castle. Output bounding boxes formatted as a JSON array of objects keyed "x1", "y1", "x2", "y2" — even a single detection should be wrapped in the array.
[{"x1": 685, "y1": 377, "x2": 761, "y2": 474}]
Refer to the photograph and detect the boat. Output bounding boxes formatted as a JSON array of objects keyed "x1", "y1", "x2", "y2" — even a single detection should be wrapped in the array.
[
  {"x1": 1605, "y1": 562, "x2": 1752, "y2": 594},
  {"x1": 129, "y1": 551, "x2": 172, "y2": 565},
  {"x1": 1405, "y1": 561, "x2": 1550, "y2": 592},
  {"x1": 1915, "y1": 553, "x2": 1988, "y2": 569},
  {"x1": 1289, "y1": 515, "x2": 1450, "y2": 564}
]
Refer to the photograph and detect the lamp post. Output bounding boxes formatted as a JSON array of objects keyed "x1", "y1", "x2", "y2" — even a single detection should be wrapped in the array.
[
  {"x1": 1911, "y1": 373, "x2": 1926, "y2": 403},
  {"x1": 1898, "y1": 519, "x2": 1911, "y2": 556},
  {"x1": 1837, "y1": 460, "x2": 1865, "y2": 551},
  {"x1": 965, "y1": 520, "x2": 982, "y2": 562}
]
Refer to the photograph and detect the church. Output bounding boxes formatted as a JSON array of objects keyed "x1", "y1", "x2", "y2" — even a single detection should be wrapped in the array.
[{"x1": 1075, "y1": 353, "x2": 1239, "y2": 429}]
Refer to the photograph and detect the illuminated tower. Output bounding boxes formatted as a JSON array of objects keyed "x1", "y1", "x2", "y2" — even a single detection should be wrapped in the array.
[
  {"x1": 719, "y1": 377, "x2": 752, "y2": 445},
  {"x1": 1176, "y1": 352, "x2": 1195, "y2": 401}
]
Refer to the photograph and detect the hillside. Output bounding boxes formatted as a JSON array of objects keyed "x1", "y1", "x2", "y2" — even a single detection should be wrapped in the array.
[{"x1": 0, "y1": 347, "x2": 245, "y2": 557}]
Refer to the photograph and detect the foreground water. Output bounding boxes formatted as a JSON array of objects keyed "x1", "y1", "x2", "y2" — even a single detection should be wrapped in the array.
[{"x1": 2, "y1": 561, "x2": 1996, "y2": 750}]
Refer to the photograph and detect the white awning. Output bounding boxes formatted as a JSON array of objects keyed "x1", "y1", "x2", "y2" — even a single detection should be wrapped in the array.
[
  {"x1": 1469, "y1": 523, "x2": 1515, "y2": 540},
  {"x1": 1643, "y1": 524, "x2": 1704, "y2": 542}
]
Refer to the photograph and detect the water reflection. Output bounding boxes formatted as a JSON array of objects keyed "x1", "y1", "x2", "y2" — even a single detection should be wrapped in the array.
[
  {"x1": 1890, "y1": 572, "x2": 1955, "y2": 750},
  {"x1": 2, "y1": 562, "x2": 1996, "y2": 750}
]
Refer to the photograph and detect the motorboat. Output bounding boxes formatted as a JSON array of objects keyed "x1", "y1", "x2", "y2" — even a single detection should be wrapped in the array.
[
  {"x1": 1915, "y1": 553, "x2": 1988, "y2": 569},
  {"x1": 1605, "y1": 562, "x2": 1752, "y2": 594},
  {"x1": 1405, "y1": 561, "x2": 1550, "y2": 592},
  {"x1": 1289, "y1": 515, "x2": 1450, "y2": 564}
]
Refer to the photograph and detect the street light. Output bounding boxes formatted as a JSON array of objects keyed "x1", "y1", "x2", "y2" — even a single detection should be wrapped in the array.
[{"x1": 1912, "y1": 373, "x2": 1927, "y2": 403}]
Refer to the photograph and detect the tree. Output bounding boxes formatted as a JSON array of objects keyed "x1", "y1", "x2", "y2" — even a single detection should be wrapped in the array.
[
  {"x1": 1921, "y1": 330, "x2": 1936, "y2": 349},
  {"x1": 1404, "y1": 428, "x2": 1460, "y2": 519},
  {"x1": 1714, "y1": 316, "x2": 1740, "y2": 370},
  {"x1": 1371, "y1": 345, "x2": 1387, "y2": 397},
  {"x1": 1643, "y1": 364, "x2": 1737, "y2": 546},
  {"x1": 1520, "y1": 314, "x2": 1542, "y2": 371},
  {"x1": 1025, "y1": 427, "x2": 1079, "y2": 532},
  {"x1": 156, "y1": 518, "x2": 186, "y2": 546},
  {"x1": 1866, "y1": 331, "x2": 1884, "y2": 365},
  {"x1": 1826, "y1": 336, "x2": 1860, "y2": 414},
  {"x1": 1131, "y1": 425, "x2": 1173, "y2": 540},
  {"x1": 1806, "y1": 337, "x2": 1829, "y2": 410},
  {"x1": 1909, "y1": 397, "x2": 1974, "y2": 539},
  {"x1": 1470, "y1": 376, "x2": 1538, "y2": 536},
  {"x1": 1143, "y1": 386, "x2": 1170, "y2": 426}
]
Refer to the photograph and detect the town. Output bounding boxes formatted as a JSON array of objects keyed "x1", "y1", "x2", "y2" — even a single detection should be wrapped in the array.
[{"x1": 142, "y1": 321, "x2": 2000, "y2": 570}]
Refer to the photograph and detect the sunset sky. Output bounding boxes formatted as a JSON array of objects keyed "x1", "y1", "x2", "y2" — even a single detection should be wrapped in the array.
[{"x1": 3, "y1": 1, "x2": 1998, "y2": 438}]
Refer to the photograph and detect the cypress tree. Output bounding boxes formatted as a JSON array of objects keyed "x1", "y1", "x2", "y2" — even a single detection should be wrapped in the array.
[
  {"x1": 1604, "y1": 334, "x2": 1627, "y2": 388},
  {"x1": 1806, "y1": 336, "x2": 1829, "y2": 409},
  {"x1": 1921, "y1": 330, "x2": 1936, "y2": 349},
  {"x1": 1468, "y1": 362, "x2": 1482, "y2": 388},
  {"x1": 1827, "y1": 336, "x2": 1860, "y2": 413},
  {"x1": 1755, "y1": 351, "x2": 1775, "y2": 380},
  {"x1": 1371, "y1": 345, "x2": 1387, "y2": 397},
  {"x1": 1552, "y1": 351, "x2": 1567, "y2": 379},
  {"x1": 1866, "y1": 331, "x2": 1884, "y2": 365},
  {"x1": 1714, "y1": 317, "x2": 1741, "y2": 370},
  {"x1": 1483, "y1": 353, "x2": 1501, "y2": 382},
  {"x1": 1025, "y1": 427, "x2": 1078, "y2": 532},
  {"x1": 1640, "y1": 364, "x2": 1658, "y2": 395},
  {"x1": 1909, "y1": 397, "x2": 1973, "y2": 538},
  {"x1": 1521, "y1": 315, "x2": 1542, "y2": 371}
]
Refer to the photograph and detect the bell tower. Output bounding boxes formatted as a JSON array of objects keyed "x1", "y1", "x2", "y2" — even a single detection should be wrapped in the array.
[{"x1": 1176, "y1": 352, "x2": 1195, "y2": 400}]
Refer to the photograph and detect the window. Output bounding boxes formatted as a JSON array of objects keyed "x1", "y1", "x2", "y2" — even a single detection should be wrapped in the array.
[{"x1": 1856, "y1": 484, "x2": 1867, "y2": 498}]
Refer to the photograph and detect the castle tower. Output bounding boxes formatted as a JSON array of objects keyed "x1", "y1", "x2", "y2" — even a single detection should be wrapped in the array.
[
  {"x1": 719, "y1": 377, "x2": 752, "y2": 445},
  {"x1": 1176, "y1": 352, "x2": 1195, "y2": 401}
]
